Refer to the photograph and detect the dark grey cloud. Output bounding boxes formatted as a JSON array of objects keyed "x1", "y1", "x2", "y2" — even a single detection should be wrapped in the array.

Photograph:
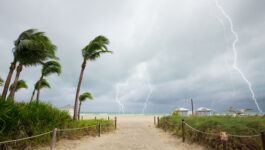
[{"x1": 0, "y1": 0, "x2": 264, "y2": 113}]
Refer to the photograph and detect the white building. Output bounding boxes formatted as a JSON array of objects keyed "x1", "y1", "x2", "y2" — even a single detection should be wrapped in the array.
[
  {"x1": 173, "y1": 108, "x2": 189, "y2": 116},
  {"x1": 195, "y1": 107, "x2": 212, "y2": 116},
  {"x1": 59, "y1": 104, "x2": 74, "y2": 116}
]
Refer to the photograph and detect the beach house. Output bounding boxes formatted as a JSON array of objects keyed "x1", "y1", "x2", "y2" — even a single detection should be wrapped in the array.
[
  {"x1": 172, "y1": 108, "x2": 189, "y2": 116},
  {"x1": 195, "y1": 107, "x2": 212, "y2": 116},
  {"x1": 59, "y1": 104, "x2": 74, "y2": 116}
]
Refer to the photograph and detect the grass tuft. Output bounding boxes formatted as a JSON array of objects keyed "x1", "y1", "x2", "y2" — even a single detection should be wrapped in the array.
[
  {"x1": 0, "y1": 100, "x2": 114, "y2": 149},
  {"x1": 159, "y1": 115, "x2": 265, "y2": 150}
]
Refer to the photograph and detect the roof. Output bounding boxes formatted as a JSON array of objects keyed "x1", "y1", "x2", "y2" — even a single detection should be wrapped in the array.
[
  {"x1": 174, "y1": 107, "x2": 189, "y2": 111},
  {"x1": 60, "y1": 104, "x2": 74, "y2": 109},
  {"x1": 196, "y1": 107, "x2": 211, "y2": 112}
]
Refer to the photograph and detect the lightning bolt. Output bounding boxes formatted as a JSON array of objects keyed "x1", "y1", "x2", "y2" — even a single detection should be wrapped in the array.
[
  {"x1": 215, "y1": 0, "x2": 262, "y2": 112},
  {"x1": 142, "y1": 78, "x2": 153, "y2": 114},
  {"x1": 115, "y1": 82, "x2": 128, "y2": 113}
]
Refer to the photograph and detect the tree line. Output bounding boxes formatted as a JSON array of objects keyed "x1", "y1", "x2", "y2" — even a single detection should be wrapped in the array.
[{"x1": 0, "y1": 29, "x2": 112, "y2": 120}]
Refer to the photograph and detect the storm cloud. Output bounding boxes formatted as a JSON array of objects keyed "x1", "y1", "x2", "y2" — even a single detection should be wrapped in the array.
[{"x1": 0, "y1": 0, "x2": 264, "y2": 113}]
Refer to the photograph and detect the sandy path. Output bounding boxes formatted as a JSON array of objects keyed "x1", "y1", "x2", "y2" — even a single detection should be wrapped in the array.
[{"x1": 38, "y1": 115, "x2": 205, "y2": 150}]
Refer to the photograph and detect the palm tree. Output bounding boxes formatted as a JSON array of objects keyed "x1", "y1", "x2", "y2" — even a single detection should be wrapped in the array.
[
  {"x1": 73, "y1": 35, "x2": 112, "y2": 120},
  {"x1": 78, "y1": 92, "x2": 93, "y2": 120},
  {"x1": 36, "y1": 61, "x2": 61, "y2": 101},
  {"x1": 30, "y1": 79, "x2": 50, "y2": 103},
  {"x1": 0, "y1": 28, "x2": 30, "y2": 100},
  {"x1": 228, "y1": 107, "x2": 236, "y2": 113},
  {"x1": 9, "y1": 29, "x2": 57, "y2": 101},
  {"x1": 8, "y1": 80, "x2": 28, "y2": 100},
  {"x1": 0, "y1": 77, "x2": 4, "y2": 86}
]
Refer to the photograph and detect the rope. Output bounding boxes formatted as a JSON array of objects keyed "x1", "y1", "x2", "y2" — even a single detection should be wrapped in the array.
[
  {"x1": 228, "y1": 133, "x2": 261, "y2": 138},
  {"x1": 0, "y1": 131, "x2": 52, "y2": 144},
  {"x1": 184, "y1": 122, "x2": 261, "y2": 138},
  {"x1": 184, "y1": 122, "x2": 219, "y2": 136},
  {"x1": 57, "y1": 124, "x2": 98, "y2": 132},
  {"x1": 0, "y1": 122, "x2": 109, "y2": 144}
]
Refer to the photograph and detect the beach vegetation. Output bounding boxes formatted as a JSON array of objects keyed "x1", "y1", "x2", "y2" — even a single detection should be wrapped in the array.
[
  {"x1": 36, "y1": 61, "x2": 61, "y2": 101},
  {"x1": 8, "y1": 80, "x2": 28, "y2": 100},
  {"x1": 30, "y1": 79, "x2": 51, "y2": 102},
  {"x1": 0, "y1": 77, "x2": 4, "y2": 86},
  {"x1": 73, "y1": 35, "x2": 112, "y2": 120},
  {"x1": 159, "y1": 115, "x2": 265, "y2": 149},
  {"x1": 0, "y1": 100, "x2": 114, "y2": 149},
  {"x1": 78, "y1": 92, "x2": 93, "y2": 120},
  {"x1": 7, "y1": 29, "x2": 57, "y2": 101}
]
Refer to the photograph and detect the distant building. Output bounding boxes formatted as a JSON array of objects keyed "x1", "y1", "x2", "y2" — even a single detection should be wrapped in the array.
[
  {"x1": 59, "y1": 104, "x2": 74, "y2": 116},
  {"x1": 195, "y1": 107, "x2": 212, "y2": 116},
  {"x1": 173, "y1": 108, "x2": 189, "y2": 116}
]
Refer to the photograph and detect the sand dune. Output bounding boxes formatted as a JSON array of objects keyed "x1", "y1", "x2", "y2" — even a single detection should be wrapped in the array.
[{"x1": 38, "y1": 114, "x2": 205, "y2": 150}]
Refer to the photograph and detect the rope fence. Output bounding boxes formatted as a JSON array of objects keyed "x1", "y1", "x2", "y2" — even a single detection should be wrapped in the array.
[
  {"x1": 0, "y1": 131, "x2": 52, "y2": 144},
  {"x1": 154, "y1": 116, "x2": 265, "y2": 150},
  {"x1": 0, "y1": 116, "x2": 117, "y2": 150}
]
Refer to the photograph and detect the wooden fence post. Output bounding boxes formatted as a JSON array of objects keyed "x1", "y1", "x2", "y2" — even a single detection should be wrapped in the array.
[
  {"x1": 108, "y1": 116, "x2": 110, "y2": 120},
  {"x1": 50, "y1": 128, "x2": 57, "y2": 150},
  {"x1": 222, "y1": 141, "x2": 227, "y2": 150},
  {"x1": 95, "y1": 116, "x2": 97, "y2": 120},
  {"x1": 154, "y1": 116, "x2": 156, "y2": 125},
  {"x1": 157, "y1": 117, "x2": 160, "y2": 128},
  {"x1": 261, "y1": 132, "x2": 265, "y2": 150},
  {"x1": 115, "y1": 116, "x2": 117, "y2": 129},
  {"x1": 164, "y1": 119, "x2": 166, "y2": 132},
  {"x1": 99, "y1": 123, "x2": 101, "y2": 137},
  {"x1": 182, "y1": 119, "x2": 185, "y2": 143}
]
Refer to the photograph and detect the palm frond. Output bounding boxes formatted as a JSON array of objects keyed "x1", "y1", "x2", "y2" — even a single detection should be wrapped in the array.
[
  {"x1": 9, "y1": 80, "x2": 28, "y2": 92},
  {"x1": 34, "y1": 79, "x2": 51, "y2": 90},
  {"x1": 79, "y1": 92, "x2": 93, "y2": 102},
  {"x1": 13, "y1": 29, "x2": 58, "y2": 66},
  {"x1": 82, "y1": 35, "x2": 112, "y2": 60},
  {"x1": 42, "y1": 61, "x2": 61, "y2": 76},
  {"x1": 0, "y1": 76, "x2": 4, "y2": 86}
]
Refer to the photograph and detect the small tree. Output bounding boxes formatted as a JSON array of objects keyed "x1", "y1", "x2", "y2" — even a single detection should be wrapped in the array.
[
  {"x1": 78, "y1": 92, "x2": 93, "y2": 120},
  {"x1": 73, "y1": 35, "x2": 112, "y2": 120},
  {"x1": 30, "y1": 79, "x2": 50, "y2": 102},
  {"x1": 8, "y1": 80, "x2": 28, "y2": 100},
  {"x1": 36, "y1": 61, "x2": 61, "y2": 101}
]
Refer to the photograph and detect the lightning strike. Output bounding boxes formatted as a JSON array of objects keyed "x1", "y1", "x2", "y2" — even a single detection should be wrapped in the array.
[
  {"x1": 215, "y1": 0, "x2": 262, "y2": 112},
  {"x1": 115, "y1": 82, "x2": 128, "y2": 113},
  {"x1": 142, "y1": 78, "x2": 153, "y2": 114}
]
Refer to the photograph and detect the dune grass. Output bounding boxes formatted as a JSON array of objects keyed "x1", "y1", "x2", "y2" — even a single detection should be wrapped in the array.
[
  {"x1": 0, "y1": 100, "x2": 114, "y2": 149},
  {"x1": 159, "y1": 115, "x2": 265, "y2": 150}
]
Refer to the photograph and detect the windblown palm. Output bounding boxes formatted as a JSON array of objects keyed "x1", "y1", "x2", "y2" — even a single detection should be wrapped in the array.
[
  {"x1": 36, "y1": 61, "x2": 61, "y2": 101},
  {"x1": 9, "y1": 29, "x2": 57, "y2": 101},
  {"x1": 78, "y1": 92, "x2": 93, "y2": 120},
  {"x1": 8, "y1": 80, "x2": 28, "y2": 100},
  {"x1": 30, "y1": 79, "x2": 50, "y2": 102},
  {"x1": 73, "y1": 35, "x2": 112, "y2": 120},
  {"x1": 0, "y1": 77, "x2": 3, "y2": 86}
]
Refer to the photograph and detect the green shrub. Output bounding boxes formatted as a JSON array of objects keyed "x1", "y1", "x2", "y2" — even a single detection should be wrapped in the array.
[
  {"x1": 0, "y1": 100, "x2": 114, "y2": 149},
  {"x1": 160, "y1": 115, "x2": 265, "y2": 150},
  {"x1": 172, "y1": 110, "x2": 179, "y2": 116}
]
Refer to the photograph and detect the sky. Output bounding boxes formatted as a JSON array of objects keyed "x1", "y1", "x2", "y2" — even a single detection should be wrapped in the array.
[{"x1": 0, "y1": 0, "x2": 265, "y2": 113}]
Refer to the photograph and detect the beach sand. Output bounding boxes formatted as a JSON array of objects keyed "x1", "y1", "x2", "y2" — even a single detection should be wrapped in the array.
[{"x1": 38, "y1": 114, "x2": 205, "y2": 150}]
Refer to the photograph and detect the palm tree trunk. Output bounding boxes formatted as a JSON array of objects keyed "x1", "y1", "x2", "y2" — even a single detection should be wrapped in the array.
[
  {"x1": 73, "y1": 59, "x2": 86, "y2": 120},
  {"x1": 30, "y1": 89, "x2": 36, "y2": 103},
  {"x1": 36, "y1": 75, "x2": 43, "y2": 102},
  {"x1": 1, "y1": 60, "x2": 16, "y2": 100},
  {"x1": 10, "y1": 63, "x2": 23, "y2": 101},
  {"x1": 78, "y1": 101, "x2": 82, "y2": 120}
]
